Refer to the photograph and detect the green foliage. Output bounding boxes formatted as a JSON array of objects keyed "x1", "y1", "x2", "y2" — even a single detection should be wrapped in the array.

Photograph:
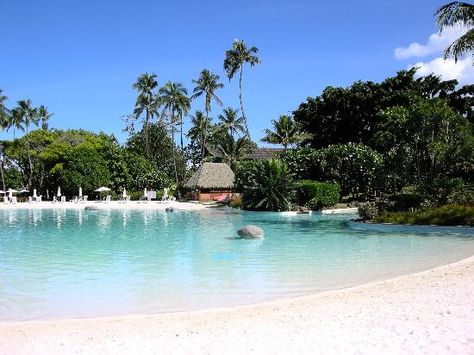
[
  {"x1": 234, "y1": 160, "x2": 261, "y2": 191},
  {"x1": 375, "y1": 98, "x2": 474, "y2": 190},
  {"x1": 416, "y1": 178, "x2": 474, "y2": 206},
  {"x1": 358, "y1": 202, "x2": 380, "y2": 221},
  {"x1": 295, "y1": 180, "x2": 340, "y2": 210},
  {"x1": 241, "y1": 159, "x2": 295, "y2": 211},
  {"x1": 59, "y1": 146, "x2": 111, "y2": 195},
  {"x1": 435, "y1": 2, "x2": 474, "y2": 62},
  {"x1": 374, "y1": 205, "x2": 474, "y2": 226},
  {"x1": 293, "y1": 68, "x2": 472, "y2": 149},
  {"x1": 281, "y1": 144, "x2": 383, "y2": 197},
  {"x1": 261, "y1": 115, "x2": 310, "y2": 150}
]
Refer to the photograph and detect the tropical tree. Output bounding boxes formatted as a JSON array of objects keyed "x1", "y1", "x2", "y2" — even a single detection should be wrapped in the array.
[
  {"x1": 191, "y1": 69, "x2": 224, "y2": 119},
  {"x1": 241, "y1": 158, "x2": 295, "y2": 211},
  {"x1": 261, "y1": 115, "x2": 311, "y2": 151},
  {"x1": 206, "y1": 132, "x2": 253, "y2": 171},
  {"x1": 0, "y1": 89, "x2": 10, "y2": 128},
  {"x1": 187, "y1": 110, "x2": 213, "y2": 162},
  {"x1": 216, "y1": 107, "x2": 246, "y2": 139},
  {"x1": 10, "y1": 99, "x2": 39, "y2": 188},
  {"x1": 132, "y1": 73, "x2": 159, "y2": 157},
  {"x1": 159, "y1": 81, "x2": 191, "y2": 185},
  {"x1": 223, "y1": 39, "x2": 260, "y2": 138},
  {"x1": 37, "y1": 105, "x2": 52, "y2": 130},
  {"x1": 436, "y1": 2, "x2": 474, "y2": 62}
]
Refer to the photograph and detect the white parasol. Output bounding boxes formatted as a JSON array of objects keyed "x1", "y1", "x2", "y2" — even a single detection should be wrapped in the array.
[
  {"x1": 57, "y1": 186, "x2": 61, "y2": 197},
  {"x1": 95, "y1": 187, "x2": 111, "y2": 192},
  {"x1": 79, "y1": 187, "x2": 82, "y2": 197}
]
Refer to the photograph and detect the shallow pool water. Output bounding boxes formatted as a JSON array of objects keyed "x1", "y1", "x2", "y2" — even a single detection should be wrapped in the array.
[{"x1": 0, "y1": 208, "x2": 473, "y2": 321}]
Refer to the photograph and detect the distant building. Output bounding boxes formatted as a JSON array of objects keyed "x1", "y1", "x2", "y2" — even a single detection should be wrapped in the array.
[
  {"x1": 246, "y1": 147, "x2": 285, "y2": 160},
  {"x1": 184, "y1": 162, "x2": 235, "y2": 201}
]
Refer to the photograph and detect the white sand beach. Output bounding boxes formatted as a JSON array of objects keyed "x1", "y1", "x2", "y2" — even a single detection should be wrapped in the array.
[
  {"x1": 0, "y1": 200, "x2": 206, "y2": 211},
  {"x1": 0, "y1": 254, "x2": 472, "y2": 354}
]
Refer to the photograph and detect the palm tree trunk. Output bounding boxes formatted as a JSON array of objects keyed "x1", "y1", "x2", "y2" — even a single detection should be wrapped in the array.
[
  {"x1": 0, "y1": 156, "x2": 6, "y2": 192},
  {"x1": 144, "y1": 112, "x2": 150, "y2": 158},
  {"x1": 171, "y1": 110, "x2": 179, "y2": 186},
  {"x1": 26, "y1": 125, "x2": 33, "y2": 189},
  {"x1": 238, "y1": 66, "x2": 250, "y2": 139},
  {"x1": 180, "y1": 113, "x2": 184, "y2": 151}
]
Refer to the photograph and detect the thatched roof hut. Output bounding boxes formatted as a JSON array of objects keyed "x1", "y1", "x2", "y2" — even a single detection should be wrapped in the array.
[{"x1": 184, "y1": 162, "x2": 235, "y2": 190}]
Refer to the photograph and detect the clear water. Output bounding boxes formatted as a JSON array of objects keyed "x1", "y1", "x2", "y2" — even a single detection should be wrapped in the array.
[{"x1": 1, "y1": 208, "x2": 473, "y2": 321}]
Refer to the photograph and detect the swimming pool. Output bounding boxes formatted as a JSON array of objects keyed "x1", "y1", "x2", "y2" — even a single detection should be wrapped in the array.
[{"x1": 1, "y1": 208, "x2": 473, "y2": 321}]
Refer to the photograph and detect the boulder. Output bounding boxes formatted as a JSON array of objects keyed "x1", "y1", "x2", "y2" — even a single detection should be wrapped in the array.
[
  {"x1": 84, "y1": 205, "x2": 99, "y2": 211},
  {"x1": 165, "y1": 207, "x2": 174, "y2": 213},
  {"x1": 237, "y1": 225, "x2": 264, "y2": 239}
]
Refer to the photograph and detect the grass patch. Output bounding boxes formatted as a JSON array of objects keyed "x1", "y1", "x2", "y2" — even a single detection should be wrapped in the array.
[{"x1": 373, "y1": 205, "x2": 474, "y2": 226}]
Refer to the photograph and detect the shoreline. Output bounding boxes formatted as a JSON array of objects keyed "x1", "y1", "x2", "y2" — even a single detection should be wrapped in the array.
[
  {"x1": 0, "y1": 200, "x2": 207, "y2": 211},
  {"x1": 1, "y1": 254, "x2": 473, "y2": 354}
]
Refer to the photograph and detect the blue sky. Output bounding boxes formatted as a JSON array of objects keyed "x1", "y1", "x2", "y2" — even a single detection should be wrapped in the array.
[{"x1": 1, "y1": 0, "x2": 470, "y2": 145}]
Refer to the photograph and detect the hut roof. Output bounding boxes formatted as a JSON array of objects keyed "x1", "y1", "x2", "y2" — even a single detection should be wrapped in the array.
[
  {"x1": 246, "y1": 147, "x2": 285, "y2": 160},
  {"x1": 184, "y1": 163, "x2": 235, "y2": 189}
]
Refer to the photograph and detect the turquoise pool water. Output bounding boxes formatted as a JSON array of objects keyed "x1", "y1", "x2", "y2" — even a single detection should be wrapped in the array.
[{"x1": 1, "y1": 208, "x2": 473, "y2": 321}]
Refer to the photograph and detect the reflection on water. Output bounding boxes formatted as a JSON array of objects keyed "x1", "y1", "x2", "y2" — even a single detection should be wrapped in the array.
[{"x1": 0, "y1": 208, "x2": 473, "y2": 321}]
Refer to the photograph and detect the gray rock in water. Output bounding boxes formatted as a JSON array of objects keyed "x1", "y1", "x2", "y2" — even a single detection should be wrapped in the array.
[
  {"x1": 237, "y1": 225, "x2": 264, "y2": 239},
  {"x1": 84, "y1": 205, "x2": 99, "y2": 211},
  {"x1": 165, "y1": 207, "x2": 174, "y2": 213}
]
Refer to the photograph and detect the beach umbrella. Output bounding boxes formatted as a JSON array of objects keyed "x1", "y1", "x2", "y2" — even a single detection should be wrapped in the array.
[
  {"x1": 122, "y1": 188, "x2": 127, "y2": 198},
  {"x1": 79, "y1": 187, "x2": 82, "y2": 197},
  {"x1": 143, "y1": 188, "x2": 147, "y2": 198},
  {"x1": 33, "y1": 189, "x2": 37, "y2": 198},
  {"x1": 0, "y1": 190, "x2": 4, "y2": 194},
  {"x1": 19, "y1": 189, "x2": 29, "y2": 194},
  {"x1": 95, "y1": 186, "x2": 111, "y2": 192},
  {"x1": 57, "y1": 186, "x2": 61, "y2": 197}
]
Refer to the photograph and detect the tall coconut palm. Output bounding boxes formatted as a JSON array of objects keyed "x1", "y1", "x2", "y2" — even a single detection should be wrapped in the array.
[
  {"x1": 159, "y1": 81, "x2": 191, "y2": 185},
  {"x1": 187, "y1": 110, "x2": 213, "y2": 162},
  {"x1": 436, "y1": 2, "x2": 474, "y2": 62},
  {"x1": 11, "y1": 99, "x2": 39, "y2": 189},
  {"x1": 223, "y1": 39, "x2": 260, "y2": 138},
  {"x1": 0, "y1": 91, "x2": 9, "y2": 191},
  {"x1": 0, "y1": 89, "x2": 9, "y2": 128},
  {"x1": 191, "y1": 69, "x2": 224, "y2": 120},
  {"x1": 216, "y1": 107, "x2": 246, "y2": 139},
  {"x1": 261, "y1": 115, "x2": 311, "y2": 151},
  {"x1": 37, "y1": 105, "x2": 53, "y2": 130},
  {"x1": 132, "y1": 73, "x2": 159, "y2": 157}
]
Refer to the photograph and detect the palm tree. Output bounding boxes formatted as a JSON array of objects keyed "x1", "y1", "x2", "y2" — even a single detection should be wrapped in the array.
[
  {"x1": 191, "y1": 69, "x2": 224, "y2": 120},
  {"x1": 436, "y1": 2, "x2": 474, "y2": 62},
  {"x1": 11, "y1": 99, "x2": 39, "y2": 189},
  {"x1": 159, "y1": 81, "x2": 191, "y2": 185},
  {"x1": 261, "y1": 115, "x2": 311, "y2": 151},
  {"x1": 241, "y1": 159, "x2": 294, "y2": 211},
  {"x1": 132, "y1": 73, "x2": 159, "y2": 157},
  {"x1": 0, "y1": 89, "x2": 10, "y2": 128},
  {"x1": 187, "y1": 110, "x2": 213, "y2": 162},
  {"x1": 0, "y1": 91, "x2": 9, "y2": 191},
  {"x1": 37, "y1": 105, "x2": 53, "y2": 130},
  {"x1": 223, "y1": 39, "x2": 260, "y2": 138},
  {"x1": 216, "y1": 107, "x2": 246, "y2": 139},
  {"x1": 205, "y1": 133, "x2": 253, "y2": 171}
]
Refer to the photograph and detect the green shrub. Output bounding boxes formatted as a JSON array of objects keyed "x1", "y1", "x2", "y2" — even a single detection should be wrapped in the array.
[
  {"x1": 242, "y1": 159, "x2": 295, "y2": 211},
  {"x1": 295, "y1": 180, "x2": 340, "y2": 210},
  {"x1": 358, "y1": 202, "x2": 379, "y2": 220},
  {"x1": 374, "y1": 205, "x2": 474, "y2": 226},
  {"x1": 229, "y1": 195, "x2": 242, "y2": 209}
]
